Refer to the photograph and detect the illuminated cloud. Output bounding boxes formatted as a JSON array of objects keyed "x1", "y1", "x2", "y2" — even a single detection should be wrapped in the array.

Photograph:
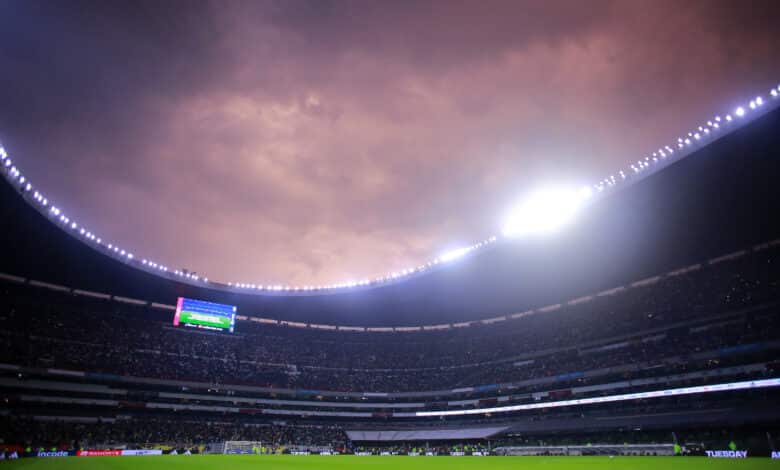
[{"x1": 0, "y1": 0, "x2": 779, "y2": 285}]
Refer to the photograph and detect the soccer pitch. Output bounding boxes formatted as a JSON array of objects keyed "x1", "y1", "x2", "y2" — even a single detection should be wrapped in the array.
[{"x1": 4, "y1": 455, "x2": 778, "y2": 469}]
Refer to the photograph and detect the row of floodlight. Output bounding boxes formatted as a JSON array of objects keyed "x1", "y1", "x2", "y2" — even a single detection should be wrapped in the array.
[
  {"x1": 226, "y1": 236, "x2": 498, "y2": 292},
  {"x1": 503, "y1": 86, "x2": 778, "y2": 238},
  {"x1": 0, "y1": 148, "x2": 172, "y2": 273},
  {"x1": 592, "y1": 87, "x2": 778, "y2": 195},
  {"x1": 1, "y1": 83, "x2": 779, "y2": 293}
]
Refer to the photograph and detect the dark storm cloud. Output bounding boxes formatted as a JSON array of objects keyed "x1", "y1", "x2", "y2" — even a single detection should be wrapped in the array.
[
  {"x1": 0, "y1": 2, "x2": 217, "y2": 121},
  {"x1": 1, "y1": 0, "x2": 779, "y2": 285}
]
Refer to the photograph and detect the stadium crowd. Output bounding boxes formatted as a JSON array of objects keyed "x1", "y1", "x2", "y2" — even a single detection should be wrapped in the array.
[
  {"x1": 2, "y1": 413, "x2": 778, "y2": 457},
  {"x1": 0, "y1": 417, "x2": 349, "y2": 452},
  {"x1": 0, "y1": 243, "x2": 777, "y2": 393}
]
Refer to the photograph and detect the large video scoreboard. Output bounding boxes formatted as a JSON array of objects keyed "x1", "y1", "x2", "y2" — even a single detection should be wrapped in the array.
[{"x1": 173, "y1": 297, "x2": 237, "y2": 333}]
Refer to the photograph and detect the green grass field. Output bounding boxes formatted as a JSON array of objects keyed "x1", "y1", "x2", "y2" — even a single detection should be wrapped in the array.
[{"x1": 2, "y1": 455, "x2": 778, "y2": 470}]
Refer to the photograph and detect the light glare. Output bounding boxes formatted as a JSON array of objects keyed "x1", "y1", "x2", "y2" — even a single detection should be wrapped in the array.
[
  {"x1": 502, "y1": 187, "x2": 584, "y2": 237},
  {"x1": 439, "y1": 247, "x2": 471, "y2": 263}
]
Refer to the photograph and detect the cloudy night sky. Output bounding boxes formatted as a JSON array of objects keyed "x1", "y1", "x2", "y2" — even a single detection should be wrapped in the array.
[{"x1": 1, "y1": 0, "x2": 779, "y2": 286}]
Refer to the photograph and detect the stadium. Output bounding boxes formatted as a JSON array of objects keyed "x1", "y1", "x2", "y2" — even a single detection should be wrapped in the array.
[{"x1": 2, "y1": 2, "x2": 780, "y2": 470}]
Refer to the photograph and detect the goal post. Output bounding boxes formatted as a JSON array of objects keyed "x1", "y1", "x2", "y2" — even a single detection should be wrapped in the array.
[{"x1": 223, "y1": 441, "x2": 264, "y2": 454}]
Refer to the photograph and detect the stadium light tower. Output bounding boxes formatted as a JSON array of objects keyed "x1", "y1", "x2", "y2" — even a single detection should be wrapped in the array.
[{"x1": 502, "y1": 186, "x2": 587, "y2": 237}]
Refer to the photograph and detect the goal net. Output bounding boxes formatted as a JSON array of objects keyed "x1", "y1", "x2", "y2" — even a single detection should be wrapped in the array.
[{"x1": 223, "y1": 441, "x2": 263, "y2": 454}]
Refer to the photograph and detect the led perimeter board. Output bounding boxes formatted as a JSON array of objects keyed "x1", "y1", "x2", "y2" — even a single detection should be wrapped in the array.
[{"x1": 173, "y1": 297, "x2": 237, "y2": 333}]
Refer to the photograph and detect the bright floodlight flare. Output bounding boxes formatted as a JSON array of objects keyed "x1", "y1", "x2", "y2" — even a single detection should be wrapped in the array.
[
  {"x1": 502, "y1": 187, "x2": 585, "y2": 237},
  {"x1": 439, "y1": 246, "x2": 472, "y2": 263}
]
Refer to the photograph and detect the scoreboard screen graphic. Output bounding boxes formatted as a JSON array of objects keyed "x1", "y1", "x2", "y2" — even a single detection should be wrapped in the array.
[{"x1": 173, "y1": 297, "x2": 237, "y2": 333}]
